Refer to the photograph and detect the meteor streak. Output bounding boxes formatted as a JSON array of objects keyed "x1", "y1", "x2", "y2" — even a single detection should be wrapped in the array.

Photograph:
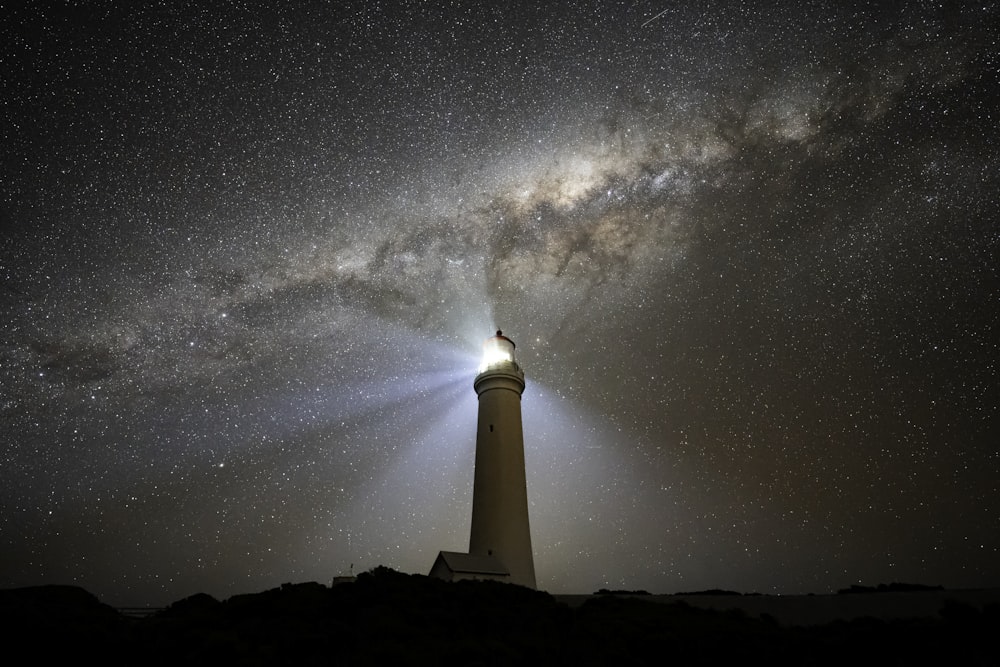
[{"x1": 641, "y1": 7, "x2": 670, "y2": 28}]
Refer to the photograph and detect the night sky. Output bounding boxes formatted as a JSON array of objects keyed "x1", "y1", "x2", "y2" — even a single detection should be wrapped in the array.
[{"x1": 2, "y1": 1, "x2": 999, "y2": 607}]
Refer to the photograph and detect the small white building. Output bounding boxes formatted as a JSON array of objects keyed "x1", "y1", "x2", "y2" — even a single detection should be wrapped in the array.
[{"x1": 429, "y1": 551, "x2": 510, "y2": 583}]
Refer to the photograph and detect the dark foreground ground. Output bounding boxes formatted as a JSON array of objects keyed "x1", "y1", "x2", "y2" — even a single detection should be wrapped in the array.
[{"x1": 2, "y1": 569, "x2": 997, "y2": 666}]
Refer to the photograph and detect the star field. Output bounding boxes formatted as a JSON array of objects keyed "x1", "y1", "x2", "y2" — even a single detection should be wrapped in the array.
[{"x1": 1, "y1": 1, "x2": 998, "y2": 606}]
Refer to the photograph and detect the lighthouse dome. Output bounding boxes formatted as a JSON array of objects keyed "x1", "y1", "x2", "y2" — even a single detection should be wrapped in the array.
[{"x1": 479, "y1": 330, "x2": 518, "y2": 372}]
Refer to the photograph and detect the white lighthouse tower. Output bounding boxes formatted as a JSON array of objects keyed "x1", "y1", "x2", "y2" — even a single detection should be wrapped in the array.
[
  {"x1": 430, "y1": 330, "x2": 537, "y2": 589},
  {"x1": 468, "y1": 330, "x2": 536, "y2": 588}
]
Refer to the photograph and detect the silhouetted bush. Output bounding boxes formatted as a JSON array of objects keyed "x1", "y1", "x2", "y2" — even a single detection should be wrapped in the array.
[
  {"x1": 0, "y1": 585, "x2": 128, "y2": 661},
  {"x1": 594, "y1": 588, "x2": 651, "y2": 595},
  {"x1": 2, "y1": 575, "x2": 997, "y2": 666},
  {"x1": 837, "y1": 582, "x2": 945, "y2": 594}
]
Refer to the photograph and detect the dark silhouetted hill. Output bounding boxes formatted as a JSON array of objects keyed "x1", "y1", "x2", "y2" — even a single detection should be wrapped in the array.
[
  {"x1": 0, "y1": 585, "x2": 130, "y2": 661},
  {"x1": 838, "y1": 582, "x2": 946, "y2": 594},
  {"x1": 594, "y1": 587, "x2": 651, "y2": 595},
  {"x1": 3, "y1": 571, "x2": 998, "y2": 665},
  {"x1": 675, "y1": 588, "x2": 744, "y2": 596}
]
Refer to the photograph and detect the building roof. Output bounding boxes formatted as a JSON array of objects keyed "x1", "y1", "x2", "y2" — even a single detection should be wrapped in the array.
[{"x1": 433, "y1": 551, "x2": 509, "y2": 576}]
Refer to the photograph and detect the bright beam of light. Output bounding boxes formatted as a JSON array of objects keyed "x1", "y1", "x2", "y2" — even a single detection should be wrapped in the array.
[{"x1": 522, "y1": 379, "x2": 693, "y2": 592}]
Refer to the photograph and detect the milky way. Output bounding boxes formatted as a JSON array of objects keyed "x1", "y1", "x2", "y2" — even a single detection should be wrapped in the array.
[{"x1": 2, "y1": 2, "x2": 998, "y2": 606}]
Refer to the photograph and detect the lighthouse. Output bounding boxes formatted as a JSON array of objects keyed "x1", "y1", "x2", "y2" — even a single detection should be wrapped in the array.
[
  {"x1": 430, "y1": 330, "x2": 537, "y2": 589},
  {"x1": 468, "y1": 331, "x2": 536, "y2": 588}
]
